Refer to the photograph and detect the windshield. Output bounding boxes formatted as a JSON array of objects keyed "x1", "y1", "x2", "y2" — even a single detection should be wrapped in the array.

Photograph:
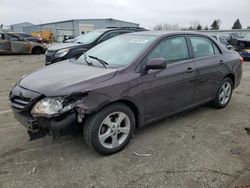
[
  {"x1": 75, "y1": 30, "x2": 105, "y2": 44},
  {"x1": 75, "y1": 34, "x2": 156, "y2": 67}
]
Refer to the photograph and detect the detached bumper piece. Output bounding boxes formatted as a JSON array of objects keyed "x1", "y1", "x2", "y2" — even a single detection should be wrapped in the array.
[
  {"x1": 14, "y1": 111, "x2": 78, "y2": 141},
  {"x1": 15, "y1": 112, "x2": 77, "y2": 141},
  {"x1": 49, "y1": 113, "x2": 77, "y2": 139},
  {"x1": 28, "y1": 128, "x2": 47, "y2": 141}
]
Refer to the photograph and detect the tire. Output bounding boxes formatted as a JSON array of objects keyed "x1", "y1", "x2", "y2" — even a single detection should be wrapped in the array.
[
  {"x1": 32, "y1": 47, "x2": 43, "y2": 54},
  {"x1": 213, "y1": 77, "x2": 233, "y2": 109},
  {"x1": 84, "y1": 103, "x2": 136, "y2": 155}
]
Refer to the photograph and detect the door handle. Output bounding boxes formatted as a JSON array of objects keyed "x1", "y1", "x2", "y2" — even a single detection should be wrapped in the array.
[
  {"x1": 219, "y1": 60, "x2": 224, "y2": 65},
  {"x1": 185, "y1": 67, "x2": 193, "y2": 73}
]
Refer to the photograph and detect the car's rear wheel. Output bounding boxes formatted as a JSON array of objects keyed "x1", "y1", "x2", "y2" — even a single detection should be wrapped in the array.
[
  {"x1": 84, "y1": 103, "x2": 135, "y2": 155},
  {"x1": 213, "y1": 78, "x2": 233, "y2": 108}
]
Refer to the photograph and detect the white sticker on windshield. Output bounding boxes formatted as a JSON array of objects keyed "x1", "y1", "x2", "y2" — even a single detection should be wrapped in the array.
[{"x1": 129, "y1": 39, "x2": 148, "y2": 44}]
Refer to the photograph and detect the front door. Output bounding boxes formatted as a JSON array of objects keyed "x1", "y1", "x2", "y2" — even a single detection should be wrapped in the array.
[{"x1": 141, "y1": 36, "x2": 197, "y2": 121}]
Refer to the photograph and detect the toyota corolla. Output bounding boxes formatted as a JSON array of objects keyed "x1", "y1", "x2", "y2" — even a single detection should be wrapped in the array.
[{"x1": 9, "y1": 31, "x2": 242, "y2": 155}]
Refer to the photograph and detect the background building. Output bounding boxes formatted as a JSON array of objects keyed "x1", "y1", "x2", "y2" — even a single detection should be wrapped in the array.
[
  {"x1": 21, "y1": 18, "x2": 139, "y2": 42},
  {"x1": 10, "y1": 22, "x2": 34, "y2": 32}
]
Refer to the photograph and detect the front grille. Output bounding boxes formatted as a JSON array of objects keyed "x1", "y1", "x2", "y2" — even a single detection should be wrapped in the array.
[
  {"x1": 45, "y1": 50, "x2": 55, "y2": 62},
  {"x1": 45, "y1": 55, "x2": 53, "y2": 62},
  {"x1": 9, "y1": 85, "x2": 41, "y2": 112},
  {"x1": 11, "y1": 96, "x2": 31, "y2": 110}
]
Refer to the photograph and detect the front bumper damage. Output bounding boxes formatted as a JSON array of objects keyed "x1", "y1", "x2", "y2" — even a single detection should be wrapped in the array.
[
  {"x1": 9, "y1": 85, "x2": 90, "y2": 141},
  {"x1": 13, "y1": 110, "x2": 78, "y2": 140}
]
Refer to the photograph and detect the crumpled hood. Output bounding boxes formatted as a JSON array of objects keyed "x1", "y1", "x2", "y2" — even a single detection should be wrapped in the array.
[
  {"x1": 20, "y1": 61, "x2": 117, "y2": 96},
  {"x1": 48, "y1": 43, "x2": 83, "y2": 51}
]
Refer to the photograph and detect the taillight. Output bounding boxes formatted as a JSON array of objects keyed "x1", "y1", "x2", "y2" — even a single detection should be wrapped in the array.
[{"x1": 240, "y1": 56, "x2": 244, "y2": 64}]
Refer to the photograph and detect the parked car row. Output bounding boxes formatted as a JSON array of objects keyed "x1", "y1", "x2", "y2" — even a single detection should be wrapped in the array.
[
  {"x1": 45, "y1": 27, "x2": 147, "y2": 65},
  {"x1": 0, "y1": 32, "x2": 46, "y2": 55},
  {"x1": 9, "y1": 31, "x2": 242, "y2": 155},
  {"x1": 236, "y1": 34, "x2": 250, "y2": 60},
  {"x1": 209, "y1": 32, "x2": 250, "y2": 60},
  {"x1": 211, "y1": 35, "x2": 235, "y2": 50}
]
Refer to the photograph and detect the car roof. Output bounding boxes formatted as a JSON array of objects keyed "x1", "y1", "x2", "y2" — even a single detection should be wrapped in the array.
[
  {"x1": 15, "y1": 32, "x2": 32, "y2": 35},
  {"x1": 125, "y1": 30, "x2": 211, "y2": 37},
  {"x1": 94, "y1": 27, "x2": 146, "y2": 32}
]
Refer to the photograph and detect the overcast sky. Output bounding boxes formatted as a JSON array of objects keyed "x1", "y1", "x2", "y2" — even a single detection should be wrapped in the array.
[{"x1": 0, "y1": 0, "x2": 249, "y2": 29}]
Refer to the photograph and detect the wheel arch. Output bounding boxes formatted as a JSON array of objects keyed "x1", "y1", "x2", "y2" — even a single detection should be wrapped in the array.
[
  {"x1": 31, "y1": 46, "x2": 44, "y2": 54},
  {"x1": 224, "y1": 73, "x2": 235, "y2": 87},
  {"x1": 95, "y1": 99, "x2": 140, "y2": 129}
]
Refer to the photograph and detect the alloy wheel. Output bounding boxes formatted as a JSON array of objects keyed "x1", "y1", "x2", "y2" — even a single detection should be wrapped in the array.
[
  {"x1": 98, "y1": 112, "x2": 131, "y2": 149},
  {"x1": 219, "y1": 81, "x2": 232, "y2": 105}
]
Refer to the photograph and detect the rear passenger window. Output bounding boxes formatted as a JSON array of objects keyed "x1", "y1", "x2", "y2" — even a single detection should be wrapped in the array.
[
  {"x1": 190, "y1": 37, "x2": 215, "y2": 58},
  {"x1": 213, "y1": 44, "x2": 221, "y2": 55},
  {"x1": 148, "y1": 36, "x2": 189, "y2": 64}
]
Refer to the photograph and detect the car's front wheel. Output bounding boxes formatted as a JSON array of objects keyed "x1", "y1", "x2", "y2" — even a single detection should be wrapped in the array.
[
  {"x1": 213, "y1": 77, "x2": 233, "y2": 108},
  {"x1": 84, "y1": 103, "x2": 136, "y2": 155}
]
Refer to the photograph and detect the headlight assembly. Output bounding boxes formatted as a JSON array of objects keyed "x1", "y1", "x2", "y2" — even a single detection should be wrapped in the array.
[
  {"x1": 55, "y1": 49, "x2": 69, "y2": 58},
  {"x1": 31, "y1": 97, "x2": 64, "y2": 117},
  {"x1": 31, "y1": 94, "x2": 87, "y2": 118}
]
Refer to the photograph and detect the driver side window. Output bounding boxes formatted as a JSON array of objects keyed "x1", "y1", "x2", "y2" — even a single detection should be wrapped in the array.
[{"x1": 148, "y1": 36, "x2": 189, "y2": 64}]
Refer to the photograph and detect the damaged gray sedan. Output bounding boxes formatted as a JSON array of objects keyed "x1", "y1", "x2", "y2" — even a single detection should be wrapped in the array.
[
  {"x1": 0, "y1": 32, "x2": 46, "y2": 55},
  {"x1": 9, "y1": 31, "x2": 242, "y2": 155}
]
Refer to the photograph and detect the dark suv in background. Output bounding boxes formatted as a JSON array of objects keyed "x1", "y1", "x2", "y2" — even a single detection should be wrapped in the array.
[{"x1": 45, "y1": 27, "x2": 146, "y2": 65}]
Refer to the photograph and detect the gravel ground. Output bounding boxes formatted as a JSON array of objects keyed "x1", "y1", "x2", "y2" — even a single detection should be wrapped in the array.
[{"x1": 0, "y1": 55, "x2": 249, "y2": 188}]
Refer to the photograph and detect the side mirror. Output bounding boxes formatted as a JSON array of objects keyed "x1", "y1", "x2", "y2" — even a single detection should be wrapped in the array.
[{"x1": 144, "y1": 58, "x2": 166, "y2": 70}]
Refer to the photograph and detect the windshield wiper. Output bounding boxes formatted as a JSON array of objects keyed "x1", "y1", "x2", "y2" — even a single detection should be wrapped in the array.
[
  {"x1": 83, "y1": 52, "x2": 93, "y2": 66},
  {"x1": 88, "y1": 55, "x2": 109, "y2": 68}
]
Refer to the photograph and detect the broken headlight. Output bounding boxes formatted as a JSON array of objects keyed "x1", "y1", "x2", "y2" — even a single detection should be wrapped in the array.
[{"x1": 31, "y1": 97, "x2": 64, "y2": 117}]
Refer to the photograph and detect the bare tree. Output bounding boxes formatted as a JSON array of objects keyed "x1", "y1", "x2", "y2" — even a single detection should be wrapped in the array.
[
  {"x1": 154, "y1": 24, "x2": 163, "y2": 30},
  {"x1": 153, "y1": 23, "x2": 180, "y2": 31}
]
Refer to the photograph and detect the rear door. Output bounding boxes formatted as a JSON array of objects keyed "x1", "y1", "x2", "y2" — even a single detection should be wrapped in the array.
[
  {"x1": 0, "y1": 33, "x2": 11, "y2": 54},
  {"x1": 6, "y1": 34, "x2": 30, "y2": 54},
  {"x1": 188, "y1": 35, "x2": 225, "y2": 103}
]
